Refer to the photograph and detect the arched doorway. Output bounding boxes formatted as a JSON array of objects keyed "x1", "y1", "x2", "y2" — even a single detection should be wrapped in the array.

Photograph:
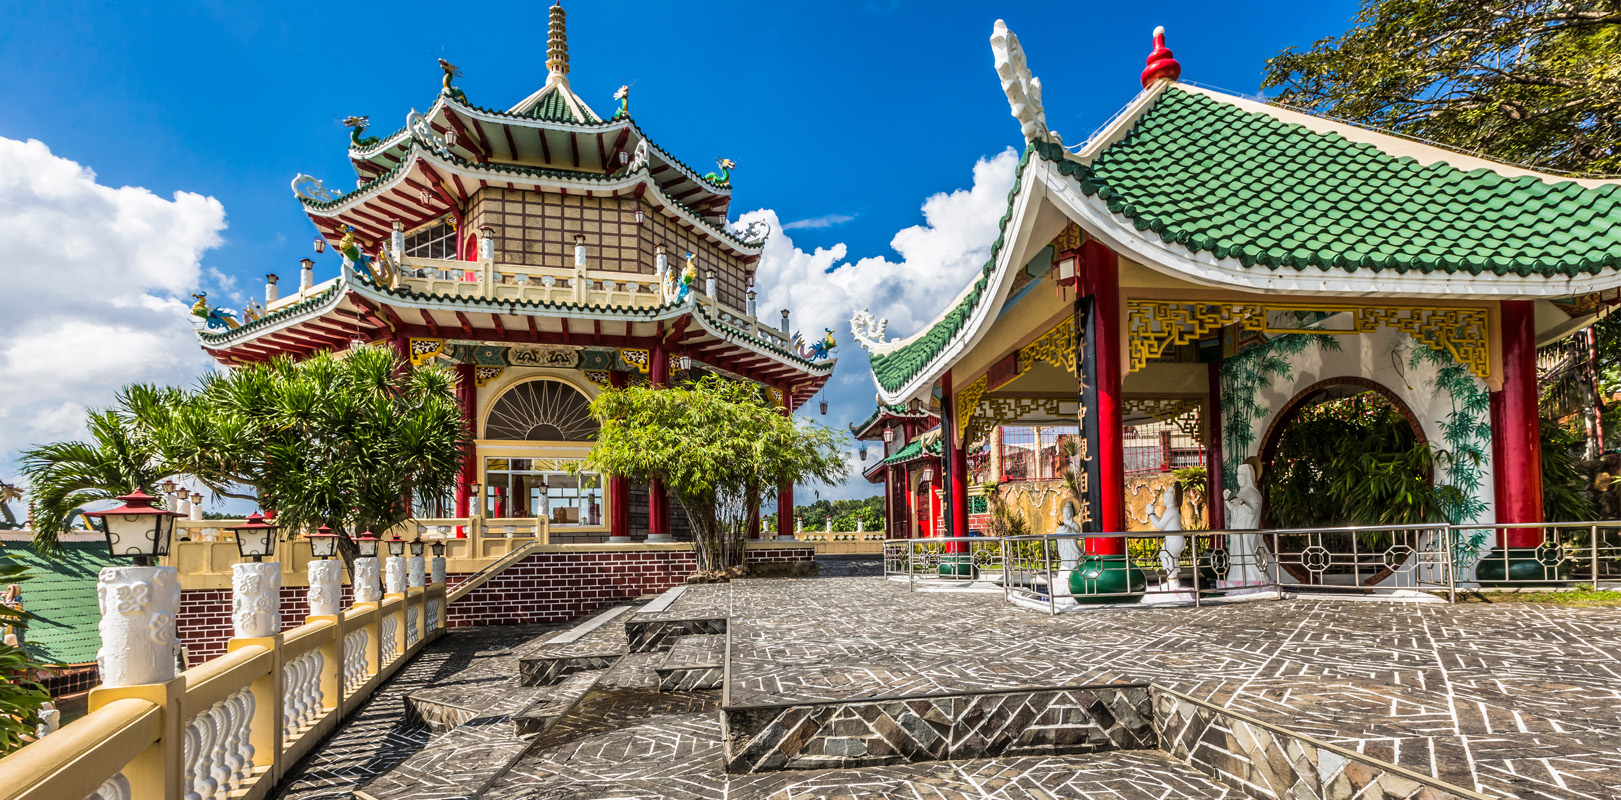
[
  {"x1": 1257, "y1": 378, "x2": 1435, "y2": 586},
  {"x1": 481, "y1": 379, "x2": 604, "y2": 527}
]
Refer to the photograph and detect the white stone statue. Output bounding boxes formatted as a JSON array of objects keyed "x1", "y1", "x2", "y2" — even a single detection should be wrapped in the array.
[
  {"x1": 352, "y1": 557, "x2": 381, "y2": 604},
  {"x1": 230, "y1": 562, "x2": 281, "y2": 639},
  {"x1": 1050, "y1": 501, "x2": 1083, "y2": 599},
  {"x1": 1145, "y1": 486, "x2": 1191, "y2": 602},
  {"x1": 96, "y1": 566, "x2": 180, "y2": 687},
  {"x1": 1222, "y1": 463, "x2": 1268, "y2": 588},
  {"x1": 307, "y1": 560, "x2": 341, "y2": 617},
  {"x1": 35, "y1": 702, "x2": 59, "y2": 738},
  {"x1": 384, "y1": 556, "x2": 408, "y2": 595}
]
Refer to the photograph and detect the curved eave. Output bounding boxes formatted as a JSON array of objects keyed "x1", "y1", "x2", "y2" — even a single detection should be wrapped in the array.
[
  {"x1": 345, "y1": 94, "x2": 733, "y2": 220},
  {"x1": 850, "y1": 409, "x2": 936, "y2": 441},
  {"x1": 1042, "y1": 162, "x2": 1621, "y2": 300},
  {"x1": 305, "y1": 144, "x2": 763, "y2": 258}
]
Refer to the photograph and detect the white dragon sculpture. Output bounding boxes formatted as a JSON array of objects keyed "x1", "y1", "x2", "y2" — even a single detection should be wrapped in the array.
[
  {"x1": 990, "y1": 20, "x2": 1061, "y2": 146},
  {"x1": 850, "y1": 309, "x2": 894, "y2": 350}
]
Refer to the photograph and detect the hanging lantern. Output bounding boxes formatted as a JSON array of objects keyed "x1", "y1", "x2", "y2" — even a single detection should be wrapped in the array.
[
  {"x1": 313, "y1": 236, "x2": 327, "y2": 255},
  {"x1": 307, "y1": 525, "x2": 339, "y2": 560},
  {"x1": 883, "y1": 427, "x2": 895, "y2": 443},
  {"x1": 444, "y1": 129, "x2": 458, "y2": 148},
  {"x1": 859, "y1": 446, "x2": 869, "y2": 461},
  {"x1": 350, "y1": 335, "x2": 367, "y2": 351},
  {"x1": 619, "y1": 151, "x2": 630, "y2": 166},
  {"x1": 634, "y1": 208, "x2": 645, "y2": 225},
  {"x1": 819, "y1": 398, "x2": 829, "y2": 416},
  {"x1": 678, "y1": 354, "x2": 692, "y2": 371},
  {"x1": 920, "y1": 467, "x2": 934, "y2": 483},
  {"x1": 229, "y1": 512, "x2": 280, "y2": 562},
  {"x1": 419, "y1": 189, "x2": 432, "y2": 206}
]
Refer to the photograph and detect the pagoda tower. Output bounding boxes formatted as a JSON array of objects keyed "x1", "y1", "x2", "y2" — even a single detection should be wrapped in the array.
[{"x1": 197, "y1": 2, "x2": 832, "y2": 543}]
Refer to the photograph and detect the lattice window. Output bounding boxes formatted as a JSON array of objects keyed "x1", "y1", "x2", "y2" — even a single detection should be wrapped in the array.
[
  {"x1": 999, "y1": 426, "x2": 1078, "y2": 481},
  {"x1": 405, "y1": 221, "x2": 457, "y2": 260},
  {"x1": 484, "y1": 380, "x2": 600, "y2": 441}
]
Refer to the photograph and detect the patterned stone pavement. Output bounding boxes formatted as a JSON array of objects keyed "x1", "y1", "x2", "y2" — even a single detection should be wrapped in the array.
[{"x1": 277, "y1": 559, "x2": 1621, "y2": 799}]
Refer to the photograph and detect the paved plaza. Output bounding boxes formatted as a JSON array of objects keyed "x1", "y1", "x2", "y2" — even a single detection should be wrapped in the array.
[{"x1": 272, "y1": 557, "x2": 1621, "y2": 799}]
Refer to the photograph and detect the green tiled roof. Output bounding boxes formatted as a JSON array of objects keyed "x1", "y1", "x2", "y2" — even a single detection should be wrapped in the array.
[
  {"x1": 869, "y1": 86, "x2": 1621, "y2": 396},
  {"x1": 526, "y1": 89, "x2": 579, "y2": 122},
  {"x1": 876, "y1": 438, "x2": 941, "y2": 468},
  {"x1": 0, "y1": 541, "x2": 116, "y2": 666},
  {"x1": 850, "y1": 403, "x2": 934, "y2": 439},
  {"x1": 1073, "y1": 88, "x2": 1621, "y2": 276}
]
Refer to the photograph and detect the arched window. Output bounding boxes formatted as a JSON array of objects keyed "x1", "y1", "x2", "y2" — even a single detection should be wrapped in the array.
[{"x1": 484, "y1": 379, "x2": 599, "y2": 441}]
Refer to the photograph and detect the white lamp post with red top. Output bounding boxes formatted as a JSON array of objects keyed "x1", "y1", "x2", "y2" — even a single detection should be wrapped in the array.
[
  {"x1": 83, "y1": 489, "x2": 184, "y2": 687},
  {"x1": 227, "y1": 512, "x2": 281, "y2": 639}
]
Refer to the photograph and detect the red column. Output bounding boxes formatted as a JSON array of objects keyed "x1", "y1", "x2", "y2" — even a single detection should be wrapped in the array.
[
  {"x1": 1493, "y1": 300, "x2": 1544, "y2": 543},
  {"x1": 608, "y1": 371, "x2": 631, "y2": 542},
  {"x1": 453, "y1": 363, "x2": 477, "y2": 538},
  {"x1": 777, "y1": 391, "x2": 795, "y2": 540},
  {"x1": 942, "y1": 373, "x2": 970, "y2": 542},
  {"x1": 1082, "y1": 240, "x2": 1127, "y2": 549},
  {"x1": 647, "y1": 342, "x2": 673, "y2": 541},
  {"x1": 1206, "y1": 362, "x2": 1226, "y2": 531}
]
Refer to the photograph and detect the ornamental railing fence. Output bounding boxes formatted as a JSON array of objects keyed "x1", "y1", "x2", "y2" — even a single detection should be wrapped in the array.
[
  {"x1": 883, "y1": 521, "x2": 1621, "y2": 607},
  {"x1": 0, "y1": 581, "x2": 447, "y2": 800}
]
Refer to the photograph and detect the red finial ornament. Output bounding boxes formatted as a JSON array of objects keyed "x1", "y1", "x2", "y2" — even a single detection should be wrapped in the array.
[{"x1": 1140, "y1": 26, "x2": 1181, "y2": 88}]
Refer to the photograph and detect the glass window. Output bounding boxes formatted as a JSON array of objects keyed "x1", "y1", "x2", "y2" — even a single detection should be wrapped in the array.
[
  {"x1": 483, "y1": 458, "x2": 603, "y2": 527},
  {"x1": 405, "y1": 221, "x2": 457, "y2": 260}
]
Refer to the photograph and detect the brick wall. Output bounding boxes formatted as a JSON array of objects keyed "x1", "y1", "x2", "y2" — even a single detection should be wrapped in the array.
[{"x1": 177, "y1": 548, "x2": 812, "y2": 661}]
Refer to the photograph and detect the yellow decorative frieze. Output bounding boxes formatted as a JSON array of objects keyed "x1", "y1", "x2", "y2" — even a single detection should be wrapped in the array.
[
  {"x1": 1123, "y1": 397, "x2": 1204, "y2": 441},
  {"x1": 409, "y1": 338, "x2": 445, "y2": 366},
  {"x1": 1125, "y1": 301, "x2": 1491, "y2": 380}
]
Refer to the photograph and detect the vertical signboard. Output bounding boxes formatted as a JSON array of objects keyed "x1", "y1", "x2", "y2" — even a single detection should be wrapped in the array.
[{"x1": 1074, "y1": 295, "x2": 1103, "y2": 534}]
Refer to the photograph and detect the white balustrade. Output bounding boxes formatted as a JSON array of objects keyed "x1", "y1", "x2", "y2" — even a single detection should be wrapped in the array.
[
  {"x1": 84, "y1": 773, "x2": 130, "y2": 800},
  {"x1": 282, "y1": 649, "x2": 324, "y2": 739},
  {"x1": 405, "y1": 605, "x2": 420, "y2": 647},
  {"x1": 379, "y1": 615, "x2": 399, "y2": 664},
  {"x1": 342, "y1": 628, "x2": 369, "y2": 694},
  {"x1": 182, "y1": 688, "x2": 254, "y2": 800},
  {"x1": 425, "y1": 598, "x2": 441, "y2": 633}
]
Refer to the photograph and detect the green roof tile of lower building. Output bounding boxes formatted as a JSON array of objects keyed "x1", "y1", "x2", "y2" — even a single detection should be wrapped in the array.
[
  {"x1": 875, "y1": 438, "x2": 943, "y2": 469},
  {"x1": 1064, "y1": 88, "x2": 1621, "y2": 277},
  {"x1": 0, "y1": 540, "x2": 117, "y2": 666}
]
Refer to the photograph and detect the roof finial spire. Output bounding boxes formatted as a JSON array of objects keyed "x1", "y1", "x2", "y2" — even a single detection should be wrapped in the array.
[
  {"x1": 547, "y1": 1, "x2": 570, "y2": 82},
  {"x1": 1140, "y1": 25, "x2": 1181, "y2": 88}
]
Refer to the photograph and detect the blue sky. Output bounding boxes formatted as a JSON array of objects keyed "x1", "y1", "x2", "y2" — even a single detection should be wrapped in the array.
[{"x1": 0, "y1": 0, "x2": 1362, "y2": 506}]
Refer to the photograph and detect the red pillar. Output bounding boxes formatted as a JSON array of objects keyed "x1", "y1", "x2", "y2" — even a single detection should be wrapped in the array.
[
  {"x1": 647, "y1": 342, "x2": 672, "y2": 541},
  {"x1": 1206, "y1": 362, "x2": 1226, "y2": 531},
  {"x1": 453, "y1": 363, "x2": 477, "y2": 537},
  {"x1": 608, "y1": 371, "x2": 631, "y2": 542},
  {"x1": 777, "y1": 391, "x2": 795, "y2": 540},
  {"x1": 942, "y1": 372, "x2": 970, "y2": 541},
  {"x1": 1082, "y1": 240, "x2": 1126, "y2": 550},
  {"x1": 1492, "y1": 300, "x2": 1544, "y2": 544}
]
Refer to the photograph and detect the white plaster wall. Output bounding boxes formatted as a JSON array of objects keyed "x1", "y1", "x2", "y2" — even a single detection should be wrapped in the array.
[{"x1": 1225, "y1": 328, "x2": 1496, "y2": 525}]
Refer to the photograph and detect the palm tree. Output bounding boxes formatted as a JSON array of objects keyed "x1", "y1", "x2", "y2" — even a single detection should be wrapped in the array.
[{"x1": 19, "y1": 405, "x2": 172, "y2": 553}]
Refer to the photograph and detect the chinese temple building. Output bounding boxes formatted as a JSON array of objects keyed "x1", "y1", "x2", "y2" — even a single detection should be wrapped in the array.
[
  {"x1": 855, "y1": 23, "x2": 1621, "y2": 585},
  {"x1": 194, "y1": 2, "x2": 833, "y2": 543}
]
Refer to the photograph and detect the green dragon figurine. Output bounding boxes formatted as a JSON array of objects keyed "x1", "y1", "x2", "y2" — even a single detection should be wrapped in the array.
[
  {"x1": 190, "y1": 292, "x2": 240, "y2": 330},
  {"x1": 439, "y1": 58, "x2": 468, "y2": 104},
  {"x1": 703, "y1": 157, "x2": 734, "y2": 187},
  {"x1": 612, "y1": 85, "x2": 630, "y2": 120},
  {"x1": 345, "y1": 116, "x2": 381, "y2": 149}
]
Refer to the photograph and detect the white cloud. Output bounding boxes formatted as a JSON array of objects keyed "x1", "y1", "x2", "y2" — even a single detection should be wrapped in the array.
[
  {"x1": 783, "y1": 213, "x2": 856, "y2": 230},
  {"x1": 0, "y1": 137, "x2": 227, "y2": 496},
  {"x1": 743, "y1": 148, "x2": 1020, "y2": 501}
]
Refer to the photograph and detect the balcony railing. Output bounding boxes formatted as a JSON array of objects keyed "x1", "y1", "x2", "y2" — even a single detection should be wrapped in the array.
[{"x1": 0, "y1": 580, "x2": 446, "y2": 800}]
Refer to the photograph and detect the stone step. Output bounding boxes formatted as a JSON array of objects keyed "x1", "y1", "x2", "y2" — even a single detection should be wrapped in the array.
[
  {"x1": 624, "y1": 614, "x2": 726, "y2": 652},
  {"x1": 517, "y1": 651, "x2": 620, "y2": 686},
  {"x1": 654, "y1": 634, "x2": 725, "y2": 691},
  {"x1": 513, "y1": 668, "x2": 604, "y2": 737}
]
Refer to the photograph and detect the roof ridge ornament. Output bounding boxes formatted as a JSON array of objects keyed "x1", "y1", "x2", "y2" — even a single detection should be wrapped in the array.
[
  {"x1": 991, "y1": 20, "x2": 1059, "y2": 145},
  {"x1": 547, "y1": 2, "x2": 570, "y2": 82},
  {"x1": 1140, "y1": 26, "x2": 1182, "y2": 87},
  {"x1": 439, "y1": 59, "x2": 467, "y2": 103},
  {"x1": 407, "y1": 109, "x2": 454, "y2": 158},
  {"x1": 850, "y1": 309, "x2": 893, "y2": 350}
]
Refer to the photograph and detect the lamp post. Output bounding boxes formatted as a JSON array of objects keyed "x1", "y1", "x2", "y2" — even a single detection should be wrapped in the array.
[
  {"x1": 306, "y1": 525, "x2": 341, "y2": 616},
  {"x1": 227, "y1": 512, "x2": 281, "y2": 639},
  {"x1": 407, "y1": 535, "x2": 426, "y2": 589},
  {"x1": 353, "y1": 531, "x2": 382, "y2": 605},
  {"x1": 429, "y1": 540, "x2": 447, "y2": 585},
  {"x1": 383, "y1": 533, "x2": 408, "y2": 596},
  {"x1": 189, "y1": 490, "x2": 203, "y2": 522},
  {"x1": 83, "y1": 490, "x2": 183, "y2": 687}
]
